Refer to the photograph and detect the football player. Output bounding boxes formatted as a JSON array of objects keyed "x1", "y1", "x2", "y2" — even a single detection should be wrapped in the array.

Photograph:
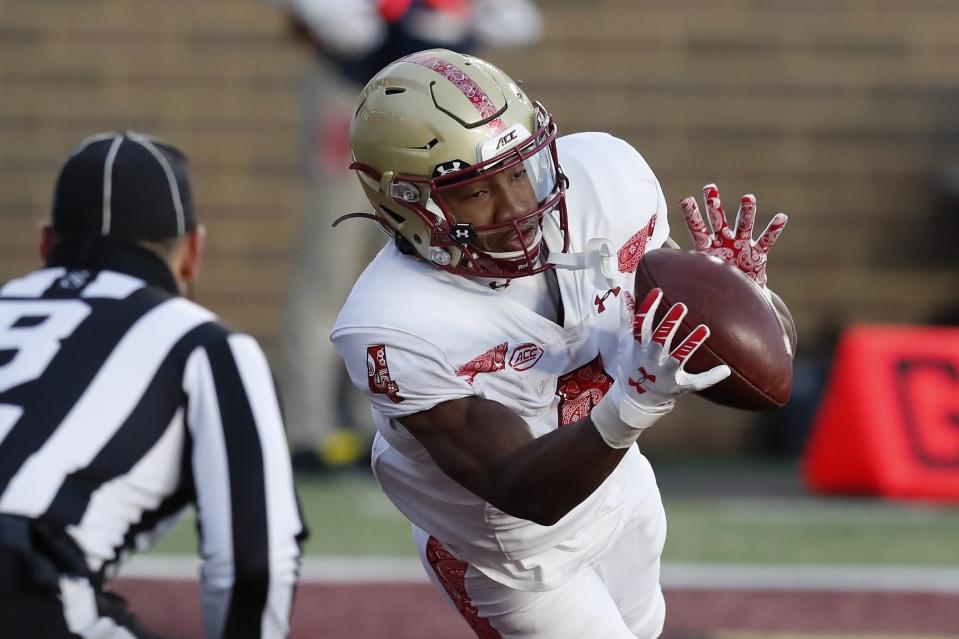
[{"x1": 331, "y1": 49, "x2": 788, "y2": 638}]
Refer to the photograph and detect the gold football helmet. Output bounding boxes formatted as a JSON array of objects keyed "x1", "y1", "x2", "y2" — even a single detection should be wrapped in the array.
[{"x1": 347, "y1": 49, "x2": 569, "y2": 279}]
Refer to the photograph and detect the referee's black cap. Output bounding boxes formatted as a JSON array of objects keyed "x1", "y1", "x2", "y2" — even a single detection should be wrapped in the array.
[{"x1": 52, "y1": 131, "x2": 197, "y2": 241}]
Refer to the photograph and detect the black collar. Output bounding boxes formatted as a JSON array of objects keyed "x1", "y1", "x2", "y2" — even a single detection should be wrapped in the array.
[{"x1": 45, "y1": 237, "x2": 180, "y2": 295}]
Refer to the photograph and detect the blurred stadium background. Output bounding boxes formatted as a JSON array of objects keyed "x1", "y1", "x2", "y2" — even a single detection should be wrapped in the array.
[{"x1": 2, "y1": 1, "x2": 958, "y2": 637}]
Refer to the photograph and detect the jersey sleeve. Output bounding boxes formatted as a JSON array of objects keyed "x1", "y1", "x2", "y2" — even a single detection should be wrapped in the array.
[
  {"x1": 557, "y1": 132, "x2": 671, "y2": 261},
  {"x1": 646, "y1": 159, "x2": 670, "y2": 249},
  {"x1": 644, "y1": 151, "x2": 671, "y2": 251},
  {"x1": 331, "y1": 326, "x2": 475, "y2": 419},
  {"x1": 603, "y1": 133, "x2": 671, "y2": 250},
  {"x1": 183, "y1": 332, "x2": 306, "y2": 639}
]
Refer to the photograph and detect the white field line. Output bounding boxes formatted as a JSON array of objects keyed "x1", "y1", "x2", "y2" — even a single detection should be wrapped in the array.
[
  {"x1": 120, "y1": 556, "x2": 959, "y2": 593},
  {"x1": 662, "y1": 563, "x2": 959, "y2": 593},
  {"x1": 119, "y1": 556, "x2": 428, "y2": 583}
]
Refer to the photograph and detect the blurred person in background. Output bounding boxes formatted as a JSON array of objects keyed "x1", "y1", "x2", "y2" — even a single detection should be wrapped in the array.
[
  {"x1": 267, "y1": 0, "x2": 544, "y2": 473},
  {"x1": 0, "y1": 132, "x2": 306, "y2": 638},
  {"x1": 331, "y1": 49, "x2": 792, "y2": 637}
]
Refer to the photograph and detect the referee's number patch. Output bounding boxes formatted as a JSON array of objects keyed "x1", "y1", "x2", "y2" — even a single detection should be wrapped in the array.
[{"x1": 0, "y1": 300, "x2": 91, "y2": 394}]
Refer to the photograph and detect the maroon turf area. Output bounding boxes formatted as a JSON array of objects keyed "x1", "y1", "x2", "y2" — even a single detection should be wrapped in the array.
[{"x1": 113, "y1": 578, "x2": 959, "y2": 638}]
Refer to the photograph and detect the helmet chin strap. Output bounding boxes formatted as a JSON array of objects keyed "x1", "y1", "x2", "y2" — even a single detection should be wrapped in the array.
[{"x1": 547, "y1": 237, "x2": 619, "y2": 291}]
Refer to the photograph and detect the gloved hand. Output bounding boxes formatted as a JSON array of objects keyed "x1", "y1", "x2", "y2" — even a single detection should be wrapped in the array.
[
  {"x1": 591, "y1": 288, "x2": 731, "y2": 448},
  {"x1": 679, "y1": 184, "x2": 787, "y2": 288}
]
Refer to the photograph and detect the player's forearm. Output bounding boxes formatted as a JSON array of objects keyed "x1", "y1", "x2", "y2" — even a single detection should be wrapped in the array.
[
  {"x1": 405, "y1": 396, "x2": 632, "y2": 527},
  {"x1": 484, "y1": 419, "x2": 629, "y2": 526}
]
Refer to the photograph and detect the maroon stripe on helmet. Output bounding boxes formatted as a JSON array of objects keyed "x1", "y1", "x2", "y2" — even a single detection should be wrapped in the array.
[{"x1": 405, "y1": 52, "x2": 506, "y2": 133}]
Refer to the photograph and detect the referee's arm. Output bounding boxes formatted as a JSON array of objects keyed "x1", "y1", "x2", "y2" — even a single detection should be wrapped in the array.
[{"x1": 184, "y1": 331, "x2": 305, "y2": 639}]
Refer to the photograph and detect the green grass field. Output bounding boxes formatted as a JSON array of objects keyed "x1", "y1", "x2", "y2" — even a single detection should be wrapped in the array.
[{"x1": 150, "y1": 462, "x2": 959, "y2": 565}]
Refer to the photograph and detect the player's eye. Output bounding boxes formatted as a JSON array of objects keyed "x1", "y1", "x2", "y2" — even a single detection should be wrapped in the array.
[{"x1": 509, "y1": 168, "x2": 528, "y2": 182}]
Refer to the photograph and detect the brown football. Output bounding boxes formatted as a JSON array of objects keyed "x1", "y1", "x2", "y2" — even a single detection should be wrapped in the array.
[{"x1": 633, "y1": 248, "x2": 794, "y2": 410}]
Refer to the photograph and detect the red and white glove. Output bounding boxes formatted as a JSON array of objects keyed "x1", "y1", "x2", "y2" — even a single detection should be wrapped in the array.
[
  {"x1": 591, "y1": 289, "x2": 731, "y2": 449},
  {"x1": 679, "y1": 184, "x2": 787, "y2": 288}
]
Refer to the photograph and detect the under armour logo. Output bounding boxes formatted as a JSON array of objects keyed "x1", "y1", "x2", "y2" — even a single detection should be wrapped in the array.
[
  {"x1": 593, "y1": 287, "x2": 621, "y2": 313},
  {"x1": 627, "y1": 367, "x2": 656, "y2": 394},
  {"x1": 489, "y1": 280, "x2": 511, "y2": 290},
  {"x1": 434, "y1": 160, "x2": 466, "y2": 176},
  {"x1": 450, "y1": 223, "x2": 477, "y2": 244}
]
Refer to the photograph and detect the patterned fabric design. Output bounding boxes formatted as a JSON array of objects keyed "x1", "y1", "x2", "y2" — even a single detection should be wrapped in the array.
[
  {"x1": 366, "y1": 344, "x2": 404, "y2": 403},
  {"x1": 680, "y1": 184, "x2": 787, "y2": 288},
  {"x1": 617, "y1": 216, "x2": 657, "y2": 273},
  {"x1": 457, "y1": 343, "x2": 509, "y2": 384},
  {"x1": 425, "y1": 537, "x2": 502, "y2": 639},
  {"x1": 406, "y1": 53, "x2": 506, "y2": 134},
  {"x1": 555, "y1": 353, "x2": 613, "y2": 427}
]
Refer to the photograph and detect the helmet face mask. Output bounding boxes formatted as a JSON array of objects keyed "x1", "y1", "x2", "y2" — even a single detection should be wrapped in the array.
[{"x1": 349, "y1": 49, "x2": 570, "y2": 280}]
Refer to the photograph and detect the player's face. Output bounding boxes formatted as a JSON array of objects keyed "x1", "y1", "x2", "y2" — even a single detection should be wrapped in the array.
[{"x1": 442, "y1": 164, "x2": 540, "y2": 253}]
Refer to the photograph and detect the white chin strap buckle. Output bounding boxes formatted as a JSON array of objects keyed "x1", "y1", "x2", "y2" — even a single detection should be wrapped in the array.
[{"x1": 548, "y1": 237, "x2": 618, "y2": 290}]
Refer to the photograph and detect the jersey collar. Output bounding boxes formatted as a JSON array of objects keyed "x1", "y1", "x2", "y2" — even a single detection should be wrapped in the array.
[{"x1": 45, "y1": 236, "x2": 179, "y2": 295}]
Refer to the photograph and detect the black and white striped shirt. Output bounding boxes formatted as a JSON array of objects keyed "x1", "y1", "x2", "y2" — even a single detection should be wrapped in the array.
[{"x1": 0, "y1": 262, "x2": 305, "y2": 638}]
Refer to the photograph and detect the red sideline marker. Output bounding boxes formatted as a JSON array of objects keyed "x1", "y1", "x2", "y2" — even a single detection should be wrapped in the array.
[{"x1": 803, "y1": 325, "x2": 959, "y2": 502}]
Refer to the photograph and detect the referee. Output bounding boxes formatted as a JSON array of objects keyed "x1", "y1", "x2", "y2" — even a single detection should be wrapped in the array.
[{"x1": 0, "y1": 132, "x2": 307, "y2": 638}]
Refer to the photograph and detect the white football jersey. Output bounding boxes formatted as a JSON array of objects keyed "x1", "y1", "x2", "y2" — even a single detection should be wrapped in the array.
[{"x1": 331, "y1": 132, "x2": 670, "y2": 590}]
